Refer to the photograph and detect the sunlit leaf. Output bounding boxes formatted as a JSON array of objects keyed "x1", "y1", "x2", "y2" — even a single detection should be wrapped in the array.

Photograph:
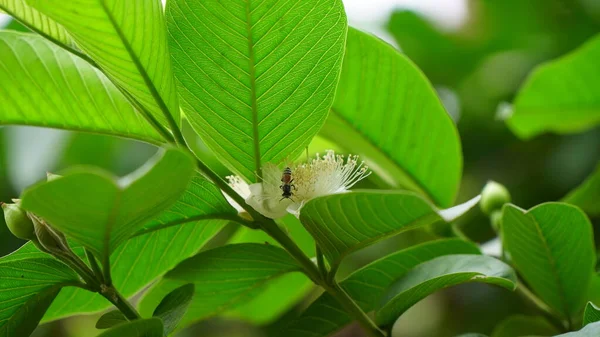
[
  {"x1": 28, "y1": 0, "x2": 180, "y2": 129},
  {"x1": 502, "y1": 203, "x2": 596, "y2": 319},
  {"x1": 21, "y1": 148, "x2": 194, "y2": 261},
  {"x1": 324, "y1": 28, "x2": 462, "y2": 207},
  {"x1": 0, "y1": 258, "x2": 78, "y2": 337},
  {"x1": 0, "y1": 32, "x2": 162, "y2": 144},
  {"x1": 375, "y1": 255, "x2": 516, "y2": 327},
  {"x1": 279, "y1": 239, "x2": 480, "y2": 337},
  {"x1": 166, "y1": 0, "x2": 347, "y2": 182},
  {"x1": 507, "y1": 33, "x2": 600, "y2": 138}
]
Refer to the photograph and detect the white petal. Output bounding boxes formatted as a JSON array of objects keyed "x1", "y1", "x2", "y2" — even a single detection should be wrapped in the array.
[
  {"x1": 222, "y1": 191, "x2": 245, "y2": 213},
  {"x1": 480, "y1": 238, "x2": 502, "y2": 257},
  {"x1": 246, "y1": 183, "x2": 291, "y2": 219},
  {"x1": 437, "y1": 194, "x2": 481, "y2": 222}
]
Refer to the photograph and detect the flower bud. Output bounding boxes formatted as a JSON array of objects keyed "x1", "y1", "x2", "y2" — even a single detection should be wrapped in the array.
[
  {"x1": 1, "y1": 202, "x2": 36, "y2": 241},
  {"x1": 480, "y1": 181, "x2": 511, "y2": 216}
]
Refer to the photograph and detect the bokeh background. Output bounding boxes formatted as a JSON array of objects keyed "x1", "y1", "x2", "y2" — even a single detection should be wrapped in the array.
[{"x1": 1, "y1": 0, "x2": 599, "y2": 336}]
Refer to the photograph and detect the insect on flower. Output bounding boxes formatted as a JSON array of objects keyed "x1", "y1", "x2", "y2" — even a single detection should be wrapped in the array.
[{"x1": 279, "y1": 167, "x2": 296, "y2": 201}]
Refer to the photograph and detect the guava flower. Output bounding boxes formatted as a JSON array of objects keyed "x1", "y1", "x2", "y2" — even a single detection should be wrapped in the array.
[{"x1": 226, "y1": 150, "x2": 371, "y2": 219}]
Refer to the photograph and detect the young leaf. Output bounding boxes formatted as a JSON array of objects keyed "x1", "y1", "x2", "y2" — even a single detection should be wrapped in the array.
[
  {"x1": 42, "y1": 171, "x2": 234, "y2": 321},
  {"x1": 584, "y1": 302, "x2": 600, "y2": 326},
  {"x1": 491, "y1": 315, "x2": 559, "y2": 337},
  {"x1": 0, "y1": 32, "x2": 162, "y2": 144},
  {"x1": 279, "y1": 239, "x2": 480, "y2": 337},
  {"x1": 166, "y1": 0, "x2": 347, "y2": 182},
  {"x1": 299, "y1": 191, "x2": 442, "y2": 271},
  {"x1": 325, "y1": 27, "x2": 462, "y2": 207},
  {"x1": 21, "y1": 147, "x2": 194, "y2": 262},
  {"x1": 375, "y1": 255, "x2": 517, "y2": 327},
  {"x1": 95, "y1": 310, "x2": 127, "y2": 329},
  {"x1": 502, "y1": 203, "x2": 596, "y2": 320},
  {"x1": 555, "y1": 322, "x2": 600, "y2": 337},
  {"x1": 96, "y1": 318, "x2": 163, "y2": 337},
  {"x1": 563, "y1": 164, "x2": 600, "y2": 217},
  {"x1": 0, "y1": 258, "x2": 79, "y2": 337},
  {"x1": 507, "y1": 33, "x2": 600, "y2": 139},
  {"x1": 140, "y1": 244, "x2": 302, "y2": 328},
  {"x1": 0, "y1": 0, "x2": 74, "y2": 50},
  {"x1": 153, "y1": 284, "x2": 194, "y2": 336},
  {"x1": 27, "y1": 0, "x2": 180, "y2": 130}
]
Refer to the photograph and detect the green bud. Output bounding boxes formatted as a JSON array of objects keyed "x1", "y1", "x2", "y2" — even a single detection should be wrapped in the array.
[
  {"x1": 1, "y1": 202, "x2": 36, "y2": 241},
  {"x1": 480, "y1": 181, "x2": 511, "y2": 215}
]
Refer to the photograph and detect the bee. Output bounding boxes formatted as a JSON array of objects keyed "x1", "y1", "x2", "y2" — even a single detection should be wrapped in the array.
[{"x1": 280, "y1": 167, "x2": 296, "y2": 201}]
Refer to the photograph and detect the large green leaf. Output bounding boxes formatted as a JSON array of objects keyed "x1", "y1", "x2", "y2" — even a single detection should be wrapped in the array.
[
  {"x1": 299, "y1": 190, "x2": 442, "y2": 271},
  {"x1": 563, "y1": 163, "x2": 600, "y2": 217},
  {"x1": 324, "y1": 28, "x2": 462, "y2": 207},
  {"x1": 555, "y1": 322, "x2": 600, "y2": 337},
  {"x1": 375, "y1": 254, "x2": 517, "y2": 327},
  {"x1": 41, "y1": 170, "x2": 233, "y2": 320},
  {"x1": 166, "y1": 0, "x2": 347, "y2": 182},
  {"x1": 491, "y1": 315, "x2": 559, "y2": 337},
  {"x1": 152, "y1": 284, "x2": 194, "y2": 336},
  {"x1": 0, "y1": 0, "x2": 74, "y2": 49},
  {"x1": 139, "y1": 243, "x2": 302, "y2": 328},
  {"x1": 0, "y1": 32, "x2": 162, "y2": 144},
  {"x1": 96, "y1": 310, "x2": 127, "y2": 329},
  {"x1": 96, "y1": 318, "x2": 163, "y2": 337},
  {"x1": 507, "y1": 33, "x2": 600, "y2": 139},
  {"x1": 28, "y1": 0, "x2": 180, "y2": 129},
  {"x1": 502, "y1": 203, "x2": 596, "y2": 319},
  {"x1": 21, "y1": 147, "x2": 194, "y2": 263},
  {"x1": 584, "y1": 302, "x2": 600, "y2": 326},
  {"x1": 0, "y1": 258, "x2": 78, "y2": 337},
  {"x1": 279, "y1": 239, "x2": 480, "y2": 337}
]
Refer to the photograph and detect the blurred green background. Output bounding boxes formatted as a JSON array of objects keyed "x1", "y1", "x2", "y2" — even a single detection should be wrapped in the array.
[{"x1": 1, "y1": 0, "x2": 599, "y2": 336}]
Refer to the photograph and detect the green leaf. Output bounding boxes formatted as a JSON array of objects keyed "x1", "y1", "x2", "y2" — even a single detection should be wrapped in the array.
[
  {"x1": 21, "y1": 147, "x2": 194, "y2": 262},
  {"x1": 279, "y1": 239, "x2": 480, "y2": 337},
  {"x1": 563, "y1": 163, "x2": 600, "y2": 217},
  {"x1": 140, "y1": 243, "x2": 302, "y2": 328},
  {"x1": 153, "y1": 284, "x2": 194, "y2": 336},
  {"x1": 555, "y1": 322, "x2": 600, "y2": 337},
  {"x1": 166, "y1": 0, "x2": 347, "y2": 182},
  {"x1": 325, "y1": 27, "x2": 462, "y2": 207},
  {"x1": 507, "y1": 33, "x2": 600, "y2": 139},
  {"x1": 41, "y1": 170, "x2": 233, "y2": 321},
  {"x1": 0, "y1": 32, "x2": 162, "y2": 144},
  {"x1": 584, "y1": 302, "x2": 600, "y2": 326},
  {"x1": 375, "y1": 254, "x2": 517, "y2": 327},
  {"x1": 0, "y1": 258, "x2": 78, "y2": 337},
  {"x1": 28, "y1": 0, "x2": 180, "y2": 130},
  {"x1": 95, "y1": 310, "x2": 127, "y2": 329},
  {"x1": 96, "y1": 318, "x2": 163, "y2": 337},
  {"x1": 491, "y1": 315, "x2": 559, "y2": 337},
  {"x1": 502, "y1": 203, "x2": 596, "y2": 319},
  {"x1": 299, "y1": 190, "x2": 442, "y2": 271}
]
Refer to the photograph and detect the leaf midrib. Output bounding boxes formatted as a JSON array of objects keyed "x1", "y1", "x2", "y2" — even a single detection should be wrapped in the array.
[{"x1": 244, "y1": 0, "x2": 261, "y2": 180}]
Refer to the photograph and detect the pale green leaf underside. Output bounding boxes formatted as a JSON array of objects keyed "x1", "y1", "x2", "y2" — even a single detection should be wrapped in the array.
[
  {"x1": 280, "y1": 239, "x2": 480, "y2": 337},
  {"x1": 326, "y1": 28, "x2": 462, "y2": 207},
  {"x1": 563, "y1": 163, "x2": 600, "y2": 217},
  {"x1": 508, "y1": 33, "x2": 600, "y2": 139},
  {"x1": 501, "y1": 203, "x2": 596, "y2": 319},
  {"x1": 0, "y1": 258, "x2": 78, "y2": 336},
  {"x1": 140, "y1": 243, "x2": 302, "y2": 328},
  {"x1": 491, "y1": 315, "x2": 559, "y2": 337},
  {"x1": 0, "y1": 0, "x2": 72, "y2": 47},
  {"x1": 0, "y1": 32, "x2": 161, "y2": 144},
  {"x1": 28, "y1": 0, "x2": 180, "y2": 129},
  {"x1": 21, "y1": 148, "x2": 195, "y2": 261},
  {"x1": 584, "y1": 302, "x2": 600, "y2": 326},
  {"x1": 167, "y1": 0, "x2": 347, "y2": 182},
  {"x1": 555, "y1": 322, "x2": 600, "y2": 337},
  {"x1": 97, "y1": 318, "x2": 163, "y2": 337},
  {"x1": 299, "y1": 190, "x2": 441, "y2": 270},
  {"x1": 375, "y1": 254, "x2": 517, "y2": 327}
]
